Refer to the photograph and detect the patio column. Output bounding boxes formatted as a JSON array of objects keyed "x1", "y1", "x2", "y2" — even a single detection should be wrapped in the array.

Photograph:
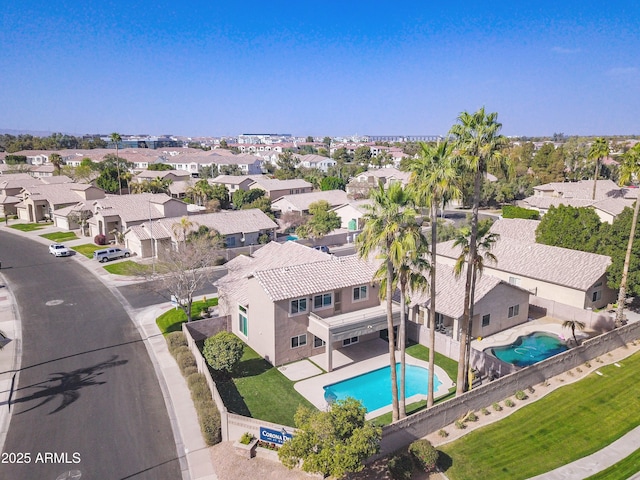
[{"x1": 326, "y1": 339, "x2": 333, "y2": 373}]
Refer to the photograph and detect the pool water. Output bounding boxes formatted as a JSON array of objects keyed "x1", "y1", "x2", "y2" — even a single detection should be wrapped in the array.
[
  {"x1": 323, "y1": 364, "x2": 441, "y2": 412},
  {"x1": 490, "y1": 332, "x2": 568, "y2": 367}
]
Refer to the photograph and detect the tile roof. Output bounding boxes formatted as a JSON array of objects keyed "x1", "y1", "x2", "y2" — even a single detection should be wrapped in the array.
[
  {"x1": 93, "y1": 193, "x2": 180, "y2": 223},
  {"x1": 409, "y1": 263, "x2": 503, "y2": 319},
  {"x1": 248, "y1": 177, "x2": 312, "y2": 191},
  {"x1": 437, "y1": 230, "x2": 611, "y2": 291},
  {"x1": 488, "y1": 218, "x2": 540, "y2": 243},
  {"x1": 211, "y1": 175, "x2": 254, "y2": 185},
  {"x1": 21, "y1": 183, "x2": 96, "y2": 206},
  {"x1": 272, "y1": 189, "x2": 349, "y2": 211}
]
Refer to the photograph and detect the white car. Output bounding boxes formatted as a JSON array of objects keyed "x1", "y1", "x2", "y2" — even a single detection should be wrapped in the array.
[{"x1": 49, "y1": 243, "x2": 72, "y2": 257}]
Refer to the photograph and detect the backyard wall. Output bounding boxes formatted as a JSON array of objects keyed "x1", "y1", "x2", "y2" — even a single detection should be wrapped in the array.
[
  {"x1": 377, "y1": 320, "x2": 640, "y2": 458},
  {"x1": 530, "y1": 296, "x2": 615, "y2": 332},
  {"x1": 408, "y1": 321, "x2": 461, "y2": 360}
]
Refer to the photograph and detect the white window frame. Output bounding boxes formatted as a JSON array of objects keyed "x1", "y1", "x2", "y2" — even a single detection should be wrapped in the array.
[
  {"x1": 313, "y1": 293, "x2": 333, "y2": 310},
  {"x1": 342, "y1": 336, "x2": 359, "y2": 347},
  {"x1": 353, "y1": 285, "x2": 368, "y2": 302},
  {"x1": 291, "y1": 334, "x2": 307, "y2": 349},
  {"x1": 290, "y1": 297, "x2": 308, "y2": 315},
  {"x1": 313, "y1": 335, "x2": 326, "y2": 348},
  {"x1": 508, "y1": 304, "x2": 520, "y2": 318},
  {"x1": 482, "y1": 314, "x2": 491, "y2": 327},
  {"x1": 238, "y1": 312, "x2": 248, "y2": 337}
]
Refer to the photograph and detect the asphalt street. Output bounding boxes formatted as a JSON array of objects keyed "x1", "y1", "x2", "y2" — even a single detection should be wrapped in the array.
[{"x1": 0, "y1": 232, "x2": 181, "y2": 479}]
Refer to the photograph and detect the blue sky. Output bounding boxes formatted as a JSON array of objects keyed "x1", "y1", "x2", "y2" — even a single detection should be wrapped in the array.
[{"x1": 1, "y1": 1, "x2": 639, "y2": 137}]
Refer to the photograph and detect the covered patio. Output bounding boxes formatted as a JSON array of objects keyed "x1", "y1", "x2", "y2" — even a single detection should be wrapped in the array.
[{"x1": 308, "y1": 303, "x2": 400, "y2": 372}]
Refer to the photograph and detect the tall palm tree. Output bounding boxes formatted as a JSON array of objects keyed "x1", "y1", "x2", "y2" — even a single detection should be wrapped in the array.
[
  {"x1": 49, "y1": 153, "x2": 64, "y2": 176},
  {"x1": 357, "y1": 182, "x2": 418, "y2": 422},
  {"x1": 172, "y1": 217, "x2": 194, "y2": 251},
  {"x1": 589, "y1": 138, "x2": 610, "y2": 200},
  {"x1": 449, "y1": 107, "x2": 509, "y2": 396},
  {"x1": 110, "y1": 132, "x2": 123, "y2": 195},
  {"x1": 453, "y1": 221, "x2": 500, "y2": 386},
  {"x1": 409, "y1": 140, "x2": 460, "y2": 407},
  {"x1": 614, "y1": 144, "x2": 640, "y2": 327},
  {"x1": 562, "y1": 319, "x2": 586, "y2": 346}
]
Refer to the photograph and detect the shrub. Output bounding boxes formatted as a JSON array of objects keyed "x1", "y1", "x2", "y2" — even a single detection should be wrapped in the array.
[
  {"x1": 467, "y1": 411, "x2": 478, "y2": 422},
  {"x1": 438, "y1": 429, "x2": 448, "y2": 437},
  {"x1": 166, "y1": 332, "x2": 188, "y2": 354},
  {"x1": 408, "y1": 439, "x2": 439, "y2": 473},
  {"x1": 171, "y1": 345, "x2": 190, "y2": 360},
  {"x1": 94, "y1": 233, "x2": 106, "y2": 245},
  {"x1": 190, "y1": 380, "x2": 212, "y2": 402},
  {"x1": 239, "y1": 432, "x2": 254, "y2": 445},
  {"x1": 455, "y1": 419, "x2": 466, "y2": 429},
  {"x1": 492, "y1": 402, "x2": 502, "y2": 412},
  {"x1": 528, "y1": 386, "x2": 535, "y2": 394},
  {"x1": 576, "y1": 367, "x2": 583, "y2": 373},
  {"x1": 585, "y1": 361, "x2": 591, "y2": 368},
  {"x1": 182, "y1": 365, "x2": 198, "y2": 377},
  {"x1": 203, "y1": 331, "x2": 245, "y2": 373},
  {"x1": 197, "y1": 402, "x2": 222, "y2": 445},
  {"x1": 515, "y1": 390, "x2": 528, "y2": 400},
  {"x1": 481, "y1": 407, "x2": 489, "y2": 416},
  {"x1": 187, "y1": 372, "x2": 207, "y2": 389},
  {"x1": 388, "y1": 453, "x2": 413, "y2": 480},
  {"x1": 505, "y1": 399, "x2": 515, "y2": 407},
  {"x1": 176, "y1": 350, "x2": 197, "y2": 376},
  {"x1": 502, "y1": 205, "x2": 540, "y2": 220}
]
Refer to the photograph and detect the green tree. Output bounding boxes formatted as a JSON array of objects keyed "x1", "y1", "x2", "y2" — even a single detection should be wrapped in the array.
[
  {"x1": 449, "y1": 107, "x2": 509, "y2": 395},
  {"x1": 203, "y1": 331, "x2": 245, "y2": 373},
  {"x1": 278, "y1": 398, "x2": 381, "y2": 478},
  {"x1": 320, "y1": 176, "x2": 346, "y2": 191},
  {"x1": 97, "y1": 154, "x2": 132, "y2": 193},
  {"x1": 110, "y1": 132, "x2": 123, "y2": 195},
  {"x1": 332, "y1": 147, "x2": 353, "y2": 164},
  {"x1": 357, "y1": 182, "x2": 418, "y2": 421},
  {"x1": 275, "y1": 151, "x2": 301, "y2": 179},
  {"x1": 220, "y1": 164, "x2": 243, "y2": 175},
  {"x1": 408, "y1": 140, "x2": 460, "y2": 406},
  {"x1": 531, "y1": 143, "x2": 565, "y2": 184},
  {"x1": 219, "y1": 139, "x2": 229, "y2": 149},
  {"x1": 232, "y1": 188, "x2": 265, "y2": 209},
  {"x1": 589, "y1": 138, "x2": 610, "y2": 200},
  {"x1": 535, "y1": 204, "x2": 603, "y2": 252},
  {"x1": 305, "y1": 135, "x2": 314, "y2": 143},
  {"x1": 49, "y1": 153, "x2": 64, "y2": 175},
  {"x1": 147, "y1": 163, "x2": 174, "y2": 171},
  {"x1": 354, "y1": 146, "x2": 372, "y2": 165},
  {"x1": 562, "y1": 319, "x2": 585, "y2": 346},
  {"x1": 295, "y1": 200, "x2": 341, "y2": 239},
  {"x1": 501, "y1": 205, "x2": 540, "y2": 220},
  {"x1": 611, "y1": 144, "x2": 640, "y2": 325}
]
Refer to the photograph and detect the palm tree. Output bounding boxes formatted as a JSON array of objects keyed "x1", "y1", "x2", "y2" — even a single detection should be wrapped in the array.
[
  {"x1": 614, "y1": 144, "x2": 640, "y2": 327},
  {"x1": 449, "y1": 107, "x2": 509, "y2": 396},
  {"x1": 110, "y1": 132, "x2": 123, "y2": 195},
  {"x1": 409, "y1": 140, "x2": 460, "y2": 407},
  {"x1": 49, "y1": 153, "x2": 63, "y2": 175},
  {"x1": 172, "y1": 217, "x2": 194, "y2": 251},
  {"x1": 562, "y1": 319, "x2": 586, "y2": 346},
  {"x1": 453, "y1": 221, "x2": 500, "y2": 387},
  {"x1": 589, "y1": 138, "x2": 610, "y2": 200},
  {"x1": 357, "y1": 182, "x2": 418, "y2": 422}
]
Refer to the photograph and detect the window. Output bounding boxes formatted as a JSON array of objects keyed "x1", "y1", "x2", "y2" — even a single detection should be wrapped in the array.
[
  {"x1": 313, "y1": 293, "x2": 332, "y2": 310},
  {"x1": 592, "y1": 290, "x2": 602, "y2": 302},
  {"x1": 353, "y1": 285, "x2": 368, "y2": 301},
  {"x1": 482, "y1": 314, "x2": 491, "y2": 327},
  {"x1": 508, "y1": 305, "x2": 520, "y2": 318},
  {"x1": 239, "y1": 313, "x2": 248, "y2": 337},
  {"x1": 290, "y1": 297, "x2": 308, "y2": 315},
  {"x1": 342, "y1": 336, "x2": 359, "y2": 346},
  {"x1": 509, "y1": 276, "x2": 520, "y2": 286},
  {"x1": 314, "y1": 336, "x2": 326, "y2": 348},
  {"x1": 291, "y1": 334, "x2": 307, "y2": 348}
]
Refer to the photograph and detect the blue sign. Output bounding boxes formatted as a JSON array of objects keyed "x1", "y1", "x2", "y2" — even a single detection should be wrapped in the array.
[{"x1": 259, "y1": 427, "x2": 293, "y2": 445}]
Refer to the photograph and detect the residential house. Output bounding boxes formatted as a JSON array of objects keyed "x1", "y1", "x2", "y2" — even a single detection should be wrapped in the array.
[
  {"x1": 124, "y1": 208, "x2": 278, "y2": 258},
  {"x1": 16, "y1": 182, "x2": 106, "y2": 223},
  {"x1": 247, "y1": 176, "x2": 314, "y2": 200},
  {"x1": 346, "y1": 167, "x2": 411, "y2": 199},
  {"x1": 161, "y1": 152, "x2": 263, "y2": 176},
  {"x1": 215, "y1": 241, "x2": 391, "y2": 371},
  {"x1": 331, "y1": 199, "x2": 372, "y2": 230},
  {"x1": 133, "y1": 169, "x2": 191, "y2": 184},
  {"x1": 295, "y1": 154, "x2": 337, "y2": 173},
  {"x1": 210, "y1": 175, "x2": 256, "y2": 195},
  {"x1": 271, "y1": 189, "x2": 349, "y2": 215},
  {"x1": 89, "y1": 193, "x2": 188, "y2": 243},
  {"x1": 0, "y1": 173, "x2": 39, "y2": 217},
  {"x1": 436, "y1": 218, "x2": 616, "y2": 310}
]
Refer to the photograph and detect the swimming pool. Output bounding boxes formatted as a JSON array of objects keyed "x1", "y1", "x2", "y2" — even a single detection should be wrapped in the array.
[
  {"x1": 489, "y1": 332, "x2": 568, "y2": 367},
  {"x1": 323, "y1": 364, "x2": 441, "y2": 412}
]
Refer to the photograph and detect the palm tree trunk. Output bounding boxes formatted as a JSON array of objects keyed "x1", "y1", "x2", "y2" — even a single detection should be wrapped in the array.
[
  {"x1": 457, "y1": 170, "x2": 481, "y2": 396},
  {"x1": 116, "y1": 143, "x2": 122, "y2": 195},
  {"x1": 571, "y1": 325, "x2": 578, "y2": 346},
  {"x1": 386, "y1": 257, "x2": 399, "y2": 421},
  {"x1": 465, "y1": 264, "x2": 478, "y2": 390},
  {"x1": 427, "y1": 202, "x2": 437, "y2": 408},
  {"x1": 399, "y1": 280, "x2": 407, "y2": 419},
  {"x1": 592, "y1": 160, "x2": 600, "y2": 200},
  {"x1": 615, "y1": 191, "x2": 640, "y2": 327}
]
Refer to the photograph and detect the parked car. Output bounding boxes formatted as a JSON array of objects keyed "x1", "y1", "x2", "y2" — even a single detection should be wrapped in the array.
[
  {"x1": 93, "y1": 247, "x2": 131, "y2": 263},
  {"x1": 49, "y1": 243, "x2": 72, "y2": 257},
  {"x1": 313, "y1": 245, "x2": 331, "y2": 254}
]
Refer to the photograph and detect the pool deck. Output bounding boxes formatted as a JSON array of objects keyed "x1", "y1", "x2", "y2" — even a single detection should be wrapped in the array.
[
  {"x1": 471, "y1": 316, "x2": 589, "y2": 351},
  {"x1": 285, "y1": 338, "x2": 454, "y2": 420}
]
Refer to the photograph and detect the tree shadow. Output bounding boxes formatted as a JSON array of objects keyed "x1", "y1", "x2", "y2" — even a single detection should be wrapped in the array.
[
  {"x1": 437, "y1": 450, "x2": 453, "y2": 472},
  {"x1": 13, "y1": 355, "x2": 128, "y2": 415},
  {"x1": 211, "y1": 372, "x2": 251, "y2": 417}
]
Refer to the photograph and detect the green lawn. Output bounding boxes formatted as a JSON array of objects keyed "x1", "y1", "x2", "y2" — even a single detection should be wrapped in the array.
[
  {"x1": 156, "y1": 298, "x2": 219, "y2": 334},
  {"x1": 72, "y1": 243, "x2": 104, "y2": 258},
  {"x1": 102, "y1": 260, "x2": 152, "y2": 276},
  {"x1": 10, "y1": 223, "x2": 50, "y2": 232},
  {"x1": 40, "y1": 231, "x2": 79, "y2": 242},
  {"x1": 212, "y1": 345, "x2": 316, "y2": 426},
  {"x1": 439, "y1": 352, "x2": 640, "y2": 480},
  {"x1": 585, "y1": 447, "x2": 640, "y2": 479}
]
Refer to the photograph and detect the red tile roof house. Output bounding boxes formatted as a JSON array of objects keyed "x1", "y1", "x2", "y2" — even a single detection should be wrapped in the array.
[
  {"x1": 436, "y1": 218, "x2": 617, "y2": 312},
  {"x1": 123, "y1": 208, "x2": 278, "y2": 258},
  {"x1": 214, "y1": 241, "x2": 390, "y2": 372},
  {"x1": 161, "y1": 152, "x2": 263, "y2": 176},
  {"x1": 88, "y1": 193, "x2": 189, "y2": 244}
]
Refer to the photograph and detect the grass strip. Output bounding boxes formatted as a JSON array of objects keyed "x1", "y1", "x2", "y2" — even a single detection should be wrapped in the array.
[
  {"x1": 439, "y1": 352, "x2": 640, "y2": 480},
  {"x1": 72, "y1": 243, "x2": 104, "y2": 258},
  {"x1": 10, "y1": 223, "x2": 48, "y2": 232},
  {"x1": 156, "y1": 298, "x2": 219, "y2": 334},
  {"x1": 585, "y1": 446, "x2": 640, "y2": 480},
  {"x1": 40, "y1": 231, "x2": 78, "y2": 242}
]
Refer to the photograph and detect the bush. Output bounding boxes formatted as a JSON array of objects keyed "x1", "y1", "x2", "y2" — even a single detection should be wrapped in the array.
[
  {"x1": 187, "y1": 372, "x2": 207, "y2": 389},
  {"x1": 502, "y1": 205, "x2": 540, "y2": 220},
  {"x1": 515, "y1": 390, "x2": 528, "y2": 400},
  {"x1": 94, "y1": 233, "x2": 106, "y2": 245},
  {"x1": 166, "y1": 332, "x2": 188, "y2": 353},
  {"x1": 203, "y1": 331, "x2": 245, "y2": 373},
  {"x1": 438, "y1": 429, "x2": 449, "y2": 438},
  {"x1": 171, "y1": 345, "x2": 190, "y2": 360},
  {"x1": 505, "y1": 398, "x2": 515, "y2": 407},
  {"x1": 176, "y1": 350, "x2": 197, "y2": 376},
  {"x1": 239, "y1": 432, "x2": 254, "y2": 445},
  {"x1": 481, "y1": 407, "x2": 490, "y2": 416},
  {"x1": 388, "y1": 453, "x2": 413, "y2": 480},
  {"x1": 467, "y1": 411, "x2": 478, "y2": 422},
  {"x1": 455, "y1": 419, "x2": 466, "y2": 429},
  {"x1": 492, "y1": 402, "x2": 502, "y2": 412},
  {"x1": 197, "y1": 402, "x2": 222, "y2": 445},
  {"x1": 408, "y1": 439, "x2": 439, "y2": 473}
]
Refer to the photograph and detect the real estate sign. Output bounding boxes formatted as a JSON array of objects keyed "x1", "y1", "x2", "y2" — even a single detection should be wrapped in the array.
[{"x1": 259, "y1": 426, "x2": 293, "y2": 445}]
